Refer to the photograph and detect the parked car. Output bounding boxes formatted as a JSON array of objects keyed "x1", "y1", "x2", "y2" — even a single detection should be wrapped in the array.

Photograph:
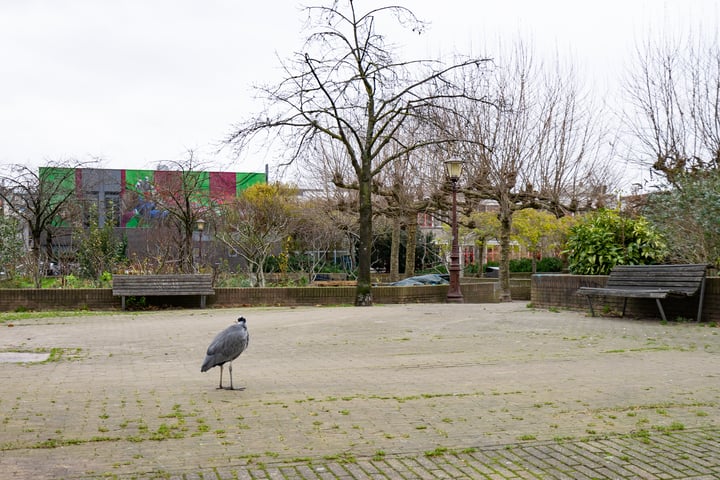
[
  {"x1": 484, "y1": 266, "x2": 499, "y2": 278},
  {"x1": 390, "y1": 273, "x2": 449, "y2": 286}
]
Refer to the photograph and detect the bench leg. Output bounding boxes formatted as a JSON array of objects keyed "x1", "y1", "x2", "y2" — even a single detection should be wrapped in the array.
[
  {"x1": 655, "y1": 299, "x2": 667, "y2": 322},
  {"x1": 697, "y1": 278, "x2": 706, "y2": 322},
  {"x1": 585, "y1": 297, "x2": 596, "y2": 317},
  {"x1": 621, "y1": 298, "x2": 628, "y2": 317},
  {"x1": 200, "y1": 295, "x2": 206, "y2": 309},
  {"x1": 122, "y1": 296, "x2": 126, "y2": 311}
]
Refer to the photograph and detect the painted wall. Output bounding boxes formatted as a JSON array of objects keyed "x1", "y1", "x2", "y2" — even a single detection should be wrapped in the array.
[{"x1": 40, "y1": 167, "x2": 266, "y2": 228}]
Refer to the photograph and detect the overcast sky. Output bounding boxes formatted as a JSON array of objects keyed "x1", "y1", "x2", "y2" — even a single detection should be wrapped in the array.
[{"x1": 1, "y1": 0, "x2": 718, "y2": 184}]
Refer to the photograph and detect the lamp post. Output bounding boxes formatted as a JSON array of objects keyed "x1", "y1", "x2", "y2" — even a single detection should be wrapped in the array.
[
  {"x1": 196, "y1": 218, "x2": 206, "y2": 265},
  {"x1": 444, "y1": 159, "x2": 464, "y2": 303}
]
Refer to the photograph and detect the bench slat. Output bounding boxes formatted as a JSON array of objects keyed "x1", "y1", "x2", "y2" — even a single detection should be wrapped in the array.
[
  {"x1": 577, "y1": 287, "x2": 688, "y2": 299},
  {"x1": 112, "y1": 275, "x2": 215, "y2": 309}
]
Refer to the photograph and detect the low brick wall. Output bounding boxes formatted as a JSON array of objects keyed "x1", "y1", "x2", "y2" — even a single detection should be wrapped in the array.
[
  {"x1": 1, "y1": 280, "x2": 535, "y2": 311},
  {"x1": 212, "y1": 283, "x2": 497, "y2": 307},
  {"x1": 532, "y1": 273, "x2": 720, "y2": 322},
  {"x1": 0, "y1": 288, "x2": 118, "y2": 311}
]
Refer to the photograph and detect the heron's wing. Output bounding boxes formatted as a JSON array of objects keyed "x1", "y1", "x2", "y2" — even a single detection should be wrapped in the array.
[{"x1": 205, "y1": 324, "x2": 249, "y2": 358}]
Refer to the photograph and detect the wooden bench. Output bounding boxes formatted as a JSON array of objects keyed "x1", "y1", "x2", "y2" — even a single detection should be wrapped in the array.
[
  {"x1": 113, "y1": 274, "x2": 215, "y2": 310},
  {"x1": 576, "y1": 264, "x2": 708, "y2": 322}
]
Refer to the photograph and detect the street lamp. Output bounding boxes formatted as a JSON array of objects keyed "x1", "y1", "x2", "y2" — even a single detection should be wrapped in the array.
[
  {"x1": 444, "y1": 159, "x2": 464, "y2": 303},
  {"x1": 196, "y1": 218, "x2": 206, "y2": 264}
]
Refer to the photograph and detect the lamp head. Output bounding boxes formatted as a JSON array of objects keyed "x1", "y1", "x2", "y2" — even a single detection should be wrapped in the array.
[{"x1": 444, "y1": 158, "x2": 464, "y2": 181}]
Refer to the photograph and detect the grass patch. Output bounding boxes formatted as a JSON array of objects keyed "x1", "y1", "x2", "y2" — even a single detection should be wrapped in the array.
[
  {"x1": 372, "y1": 450, "x2": 386, "y2": 461},
  {"x1": 0, "y1": 310, "x2": 117, "y2": 324},
  {"x1": 425, "y1": 447, "x2": 449, "y2": 457},
  {"x1": 653, "y1": 422, "x2": 685, "y2": 433},
  {"x1": 323, "y1": 452, "x2": 357, "y2": 463}
]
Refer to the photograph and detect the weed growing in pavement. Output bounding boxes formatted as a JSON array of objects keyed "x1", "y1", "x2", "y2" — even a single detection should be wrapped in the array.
[
  {"x1": 628, "y1": 429, "x2": 652, "y2": 444},
  {"x1": 653, "y1": 422, "x2": 685, "y2": 433},
  {"x1": 290, "y1": 456, "x2": 312, "y2": 463},
  {"x1": 323, "y1": 452, "x2": 357, "y2": 463},
  {"x1": 425, "y1": 446, "x2": 449, "y2": 457}
]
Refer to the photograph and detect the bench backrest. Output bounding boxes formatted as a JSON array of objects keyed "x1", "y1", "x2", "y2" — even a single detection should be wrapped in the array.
[
  {"x1": 112, "y1": 274, "x2": 215, "y2": 296},
  {"x1": 606, "y1": 264, "x2": 707, "y2": 294}
]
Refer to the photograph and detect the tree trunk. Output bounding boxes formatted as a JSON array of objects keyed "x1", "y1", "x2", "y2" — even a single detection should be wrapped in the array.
[
  {"x1": 389, "y1": 217, "x2": 401, "y2": 282},
  {"x1": 404, "y1": 216, "x2": 417, "y2": 277},
  {"x1": 498, "y1": 208, "x2": 513, "y2": 302},
  {"x1": 478, "y1": 238, "x2": 487, "y2": 276},
  {"x1": 355, "y1": 169, "x2": 373, "y2": 306},
  {"x1": 183, "y1": 223, "x2": 194, "y2": 274},
  {"x1": 257, "y1": 265, "x2": 266, "y2": 288},
  {"x1": 31, "y1": 237, "x2": 42, "y2": 288}
]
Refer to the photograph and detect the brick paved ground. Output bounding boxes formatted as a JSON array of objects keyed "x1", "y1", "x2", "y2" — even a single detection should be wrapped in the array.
[{"x1": 0, "y1": 303, "x2": 718, "y2": 479}]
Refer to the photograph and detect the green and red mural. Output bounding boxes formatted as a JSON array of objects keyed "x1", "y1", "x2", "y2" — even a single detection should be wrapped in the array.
[{"x1": 41, "y1": 167, "x2": 266, "y2": 228}]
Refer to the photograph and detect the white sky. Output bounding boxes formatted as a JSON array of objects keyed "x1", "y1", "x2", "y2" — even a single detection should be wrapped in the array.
[{"x1": 1, "y1": 0, "x2": 718, "y2": 183}]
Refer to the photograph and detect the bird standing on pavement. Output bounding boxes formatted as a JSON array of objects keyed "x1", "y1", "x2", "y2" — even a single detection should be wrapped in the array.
[{"x1": 201, "y1": 316, "x2": 249, "y2": 390}]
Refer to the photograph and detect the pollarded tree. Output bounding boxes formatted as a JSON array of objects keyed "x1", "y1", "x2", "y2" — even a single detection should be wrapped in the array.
[
  {"x1": 374, "y1": 146, "x2": 442, "y2": 281},
  {"x1": 444, "y1": 44, "x2": 615, "y2": 300},
  {"x1": 463, "y1": 210, "x2": 501, "y2": 273},
  {"x1": 226, "y1": 1, "x2": 489, "y2": 305}
]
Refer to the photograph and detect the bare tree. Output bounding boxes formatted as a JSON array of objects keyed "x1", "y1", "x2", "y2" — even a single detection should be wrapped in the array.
[
  {"x1": 374, "y1": 147, "x2": 442, "y2": 280},
  {"x1": 624, "y1": 34, "x2": 720, "y2": 185},
  {"x1": 143, "y1": 153, "x2": 214, "y2": 273},
  {"x1": 292, "y1": 197, "x2": 351, "y2": 280},
  {"x1": 226, "y1": 1, "x2": 488, "y2": 305},
  {"x1": 0, "y1": 161, "x2": 85, "y2": 287},
  {"x1": 447, "y1": 44, "x2": 613, "y2": 300}
]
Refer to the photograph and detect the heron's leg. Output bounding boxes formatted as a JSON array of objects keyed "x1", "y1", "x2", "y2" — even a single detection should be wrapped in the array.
[
  {"x1": 228, "y1": 362, "x2": 234, "y2": 390},
  {"x1": 217, "y1": 365, "x2": 224, "y2": 389}
]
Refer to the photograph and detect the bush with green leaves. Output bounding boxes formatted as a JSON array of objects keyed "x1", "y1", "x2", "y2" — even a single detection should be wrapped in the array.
[
  {"x1": 508, "y1": 257, "x2": 563, "y2": 273},
  {"x1": 510, "y1": 258, "x2": 533, "y2": 272},
  {"x1": 537, "y1": 257, "x2": 563, "y2": 272},
  {"x1": 565, "y1": 209, "x2": 668, "y2": 275}
]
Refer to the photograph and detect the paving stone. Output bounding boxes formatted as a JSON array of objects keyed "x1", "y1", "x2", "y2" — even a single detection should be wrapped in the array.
[{"x1": 0, "y1": 303, "x2": 718, "y2": 479}]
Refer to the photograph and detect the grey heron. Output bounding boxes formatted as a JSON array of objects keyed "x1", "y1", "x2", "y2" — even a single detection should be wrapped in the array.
[{"x1": 201, "y1": 316, "x2": 249, "y2": 390}]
